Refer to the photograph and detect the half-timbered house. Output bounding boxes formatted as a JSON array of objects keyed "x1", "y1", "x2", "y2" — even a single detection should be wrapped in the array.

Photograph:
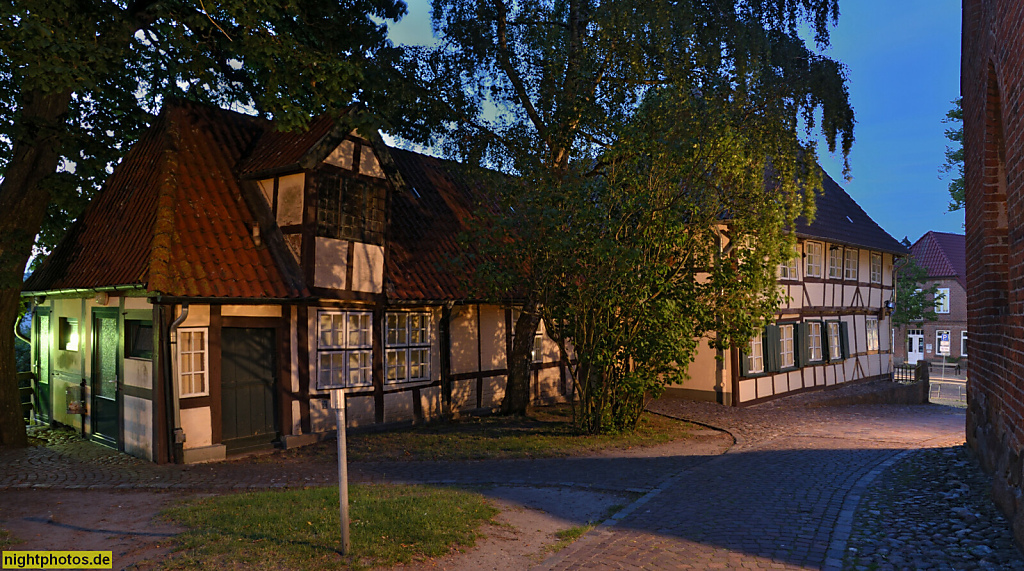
[
  {"x1": 668, "y1": 172, "x2": 908, "y2": 405},
  {"x1": 22, "y1": 100, "x2": 906, "y2": 463}
]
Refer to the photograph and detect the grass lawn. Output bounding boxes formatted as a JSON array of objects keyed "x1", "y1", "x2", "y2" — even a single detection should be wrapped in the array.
[
  {"x1": 341, "y1": 405, "x2": 697, "y2": 462},
  {"x1": 161, "y1": 484, "x2": 497, "y2": 570}
]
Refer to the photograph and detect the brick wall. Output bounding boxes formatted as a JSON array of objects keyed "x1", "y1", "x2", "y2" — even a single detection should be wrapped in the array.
[{"x1": 962, "y1": 0, "x2": 1024, "y2": 547}]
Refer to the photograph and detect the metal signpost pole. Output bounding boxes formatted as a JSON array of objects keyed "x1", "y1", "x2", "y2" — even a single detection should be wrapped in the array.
[{"x1": 331, "y1": 390, "x2": 351, "y2": 555}]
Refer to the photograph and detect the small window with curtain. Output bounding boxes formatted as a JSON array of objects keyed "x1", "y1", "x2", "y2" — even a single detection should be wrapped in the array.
[
  {"x1": 844, "y1": 249, "x2": 859, "y2": 280},
  {"x1": 317, "y1": 311, "x2": 372, "y2": 389},
  {"x1": 961, "y1": 331, "x2": 968, "y2": 356},
  {"x1": 827, "y1": 321, "x2": 842, "y2": 361},
  {"x1": 386, "y1": 312, "x2": 431, "y2": 383},
  {"x1": 828, "y1": 246, "x2": 843, "y2": 279},
  {"x1": 746, "y1": 335, "x2": 764, "y2": 375},
  {"x1": 779, "y1": 257, "x2": 798, "y2": 280},
  {"x1": 779, "y1": 324, "x2": 795, "y2": 369},
  {"x1": 870, "y1": 253, "x2": 883, "y2": 284},
  {"x1": 805, "y1": 242, "x2": 823, "y2": 278},
  {"x1": 866, "y1": 317, "x2": 880, "y2": 351},
  {"x1": 807, "y1": 321, "x2": 823, "y2": 362}
]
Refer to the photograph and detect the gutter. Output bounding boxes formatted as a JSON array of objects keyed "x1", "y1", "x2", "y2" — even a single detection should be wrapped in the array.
[
  {"x1": 21, "y1": 284, "x2": 145, "y2": 299},
  {"x1": 165, "y1": 303, "x2": 189, "y2": 464}
]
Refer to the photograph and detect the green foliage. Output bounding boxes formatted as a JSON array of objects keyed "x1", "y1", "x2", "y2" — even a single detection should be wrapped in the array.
[
  {"x1": 0, "y1": 0, "x2": 413, "y2": 259},
  {"x1": 892, "y1": 257, "x2": 939, "y2": 327},
  {"x1": 429, "y1": 0, "x2": 854, "y2": 433},
  {"x1": 162, "y1": 485, "x2": 497, "y2": 571},
  {"x1": 941, "y1": 97, "x2": 965, "y2": 212}
]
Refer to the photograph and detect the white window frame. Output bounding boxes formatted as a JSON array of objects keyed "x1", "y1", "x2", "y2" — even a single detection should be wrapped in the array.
[
  {"x1": 780, "y1": 324, "x2": 795, "y2": 369},
  {"x1": 865, "y1": 317, "x2": 879, "y2": 352},
  {"x1": 805, "y1": 241, "x2": 823, "y2": 278},
  {"x1": 317, "y1": 310, "x2": 373, "y2": 390},
  {"x1": 828, "y1": 246, "x2": 843, "y2": 279},
  {"x1": 178, "y1": 327, "x2": 209, "y2": 397},
  {"x1": 827, "y1": 322, "x2": 842, "y2": 361},
  {"x1": 807, "y1": 321, "x2": 823, "y2": 362},
  {"x1": 779, "y1": 256, "x2": 799, "y2": 281},
  {"x1": 961, "y1": 331, "x2": 968, "y2": 356},
  {"x1": 385, "y1": 312, "x2": 431, "y2": 383},
  {"x1": 870, "y1": 253, "x2": 883, "y2": 284},
  {"x1": 844, "y1": 248, "x2": 859, "y2": 281},
  {"x1": 935, "y1": 287, "x2": 950, "y2": 314},
  {"x1": 746, "y1": 336, "x2": 764, "y2": 375}
]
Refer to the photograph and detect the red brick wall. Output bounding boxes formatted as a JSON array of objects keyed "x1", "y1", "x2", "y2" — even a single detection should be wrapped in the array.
[{"x1": 962, "y1": 0, "x2": 1024, "y2": 545}]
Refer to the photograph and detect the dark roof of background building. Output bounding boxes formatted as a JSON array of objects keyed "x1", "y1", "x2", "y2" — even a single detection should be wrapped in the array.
[
  {"x1": 911, "y1": 231, "x2": 966, "y2": 289},
  {"x1": 24, "y1": 101, "x2": 308, "y2": 299},
  {"x1": 794, "y1": 171, "x2": 909, "y2": 256}
]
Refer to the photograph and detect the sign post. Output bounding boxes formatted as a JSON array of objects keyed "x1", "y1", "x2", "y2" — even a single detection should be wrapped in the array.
[
  {"x1": 938, "y1": 331, "x2": 951, "y2": 383},
  {"x1": 330, "y1": 389, "x2": 350, "y2": 555}
]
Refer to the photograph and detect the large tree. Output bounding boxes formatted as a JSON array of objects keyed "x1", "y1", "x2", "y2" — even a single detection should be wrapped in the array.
[
  {"x1": 0, "y1": 0, "x2": 416, "y2": 447},
  {"x1": 415, "y1": 0, "x2": 855, "y2": 421}
]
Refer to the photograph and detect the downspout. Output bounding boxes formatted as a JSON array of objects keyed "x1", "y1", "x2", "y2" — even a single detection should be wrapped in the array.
[{"x1": 164, "y1": 303, "x2": 188, "y2": 463}]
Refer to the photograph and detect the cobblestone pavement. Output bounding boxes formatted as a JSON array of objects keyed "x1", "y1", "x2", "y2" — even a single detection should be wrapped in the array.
[
  {"x1": 844, "y1": 446, "x2": 1024, "y2": 571},
  {"x1": 538, "y1": 400, "x2": 979, "y2": 571},
  {"x1": 3, "y1": 396, "x2": 1019, "y2": 571}
]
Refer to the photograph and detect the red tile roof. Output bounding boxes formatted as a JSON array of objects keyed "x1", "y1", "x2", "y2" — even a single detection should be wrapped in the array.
[
  {"x1": 25, "y1": 101, "x2": 308, "y2": 299},
  {"x1": 238, "y1": 114, "x2": 337, "y2": 178},
  {"x1": 385, "y1": 148, "x2": 493, "y2": 301},
  {"x1": 910, "y1": 231, "x2": 966, "y2": 289}
]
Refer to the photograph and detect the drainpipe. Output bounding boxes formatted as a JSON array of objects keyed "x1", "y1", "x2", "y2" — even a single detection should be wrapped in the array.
[{"x1": 165, "y1": 303, "x2": 189, "y2": 463}]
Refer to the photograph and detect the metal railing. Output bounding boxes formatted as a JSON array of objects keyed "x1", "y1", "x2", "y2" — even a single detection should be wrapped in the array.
[{"x1": 892, "y1": 363, "x2": 916, "y2": 383}]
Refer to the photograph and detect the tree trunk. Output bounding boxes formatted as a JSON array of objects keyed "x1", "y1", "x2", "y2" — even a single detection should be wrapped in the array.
[
  {"x1": 0, "y1": 89, "x2": 72, "y2": 448},
  {"x1": 500, "y1": 298, "x2": 542, "y2": 416}
]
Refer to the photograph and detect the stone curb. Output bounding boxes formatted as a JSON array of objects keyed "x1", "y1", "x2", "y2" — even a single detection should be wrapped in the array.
[{"x1": 821, "y1": 448, "x2": 915, "y2": 571}]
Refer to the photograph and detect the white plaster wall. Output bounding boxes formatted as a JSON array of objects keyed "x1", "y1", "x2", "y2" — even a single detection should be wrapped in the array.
[
  {"x1": 314, "y1": 237, "x2": 348, "y2": 290},
  {"x1": 450, "y1": 305, "x2": 479, "y2": 375},
  {"x1": 384, "y1": 391, "x2": 414, "y2": 423},
  {"x1": 738, "y1": 379, "x2": 756, "y2": 402},
  {"x1": 277, "y1": 173, "x2": 304, "y2": 226},
  {"x1": 123, "y1": 395, "x2": 153, "y2": 461},
  {"x1": 452, "y1": 378, "x2": 477, "y2": 410},
  {"x1": 481, "y1": 375, "x2": 506, "y2": 408},
  {"x1": 180, "y1": 407, "x2": 212, "y2": 449},
  {"x1": 124, "y1": 358, "x2": 152, "y2": 390},
  {"x1": 346, "y1": 395, "x2": 376, "y2": 428},
  {"x1": 124, "y1": 297, "x2": 152, "y2": 311},
  {"x1": 351, "y1": 243, "x2": 384, "y2": 293},
  {"x1": 177, "y1": 304, "x2": 210, "y2": 327}
]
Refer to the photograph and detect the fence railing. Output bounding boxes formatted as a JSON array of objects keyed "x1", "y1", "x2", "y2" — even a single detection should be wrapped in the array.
[{"x1": 892, "y1": 363, "x2": 916, "y2": 383}]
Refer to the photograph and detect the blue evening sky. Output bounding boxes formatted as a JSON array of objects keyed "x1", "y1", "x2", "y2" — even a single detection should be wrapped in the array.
[{"x1": 386, "y1": 0, "x2": 964, "y2": 245}]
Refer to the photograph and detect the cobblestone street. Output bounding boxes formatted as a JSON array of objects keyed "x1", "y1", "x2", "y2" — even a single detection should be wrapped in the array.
[{"x1": 1, "y1": 396, "x2": 1020, "y2": 570}]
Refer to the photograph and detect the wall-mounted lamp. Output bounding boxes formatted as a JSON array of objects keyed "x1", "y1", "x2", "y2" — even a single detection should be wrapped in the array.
[
  {"x1": 883, "y1": 299, "x2": 895, "y2": 316},
  {"x1": 95, "y1": 292, "x2": 109, "y2": 306}
]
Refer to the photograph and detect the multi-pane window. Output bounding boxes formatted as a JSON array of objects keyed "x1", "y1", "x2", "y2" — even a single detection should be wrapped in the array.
[
  {"x1": 829, "y1": 247, "x2": 843, "y2": 279},
  {"x1": 317, "y1": 311, "x2": 372, "y2": 389},
  {"x1": 935, "y1": 287, "x2": 950, "y2": 313},
  {"x1": 780, "y1": 324, "x2": 795, "y2": 368},
  {"x1": 961, "y1": 331, "x2": 968, "y2": 356},
  {"x1": 844, "y1": 249, "x2": 859, "y2": 280},
  {"x1": 805, "y1": 242, "x2": 823, "y2": 278},
  {"x1": 746, "y1": 335, "x2": 764, "y2": 375},
  {"x1": 870, "y1": 253, "x2": 883, "y2": 284},
  {"x1": 179, "y1": 328, "x2": 208, "y2": 397},
  {"x1": 807, "y1": 322, "x2": 823, "y2": 362},
  {"x1": 316, "y1": 170, "x2": 384, "y2": 244},
  {"x1": 779, "y1": 256, "x2": 798, "y2": 280},
  {"x1": 866, "y1": 317, "x2": 879, "y2": 351},
  {"x1": 386, "y1": 312, "x2": 431, "y2": 383},
  {"x1": 827, "y1": 322, "x2": 842, "y2": 361}
]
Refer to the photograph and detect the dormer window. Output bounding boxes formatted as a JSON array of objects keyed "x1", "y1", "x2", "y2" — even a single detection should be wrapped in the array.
[{"x1": 316, "y1": 170, "x2": 384, "y2": 244}]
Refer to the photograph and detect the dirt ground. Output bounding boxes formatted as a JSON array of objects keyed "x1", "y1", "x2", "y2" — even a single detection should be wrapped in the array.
[{"x1": 0, "y1": 490, "x2": 184, "y2": 569}]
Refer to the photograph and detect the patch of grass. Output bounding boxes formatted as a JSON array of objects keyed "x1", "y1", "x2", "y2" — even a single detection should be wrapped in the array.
[
  {"x1": 161, "y1": 484, "x2": 497, "y2": 570},
  {"x1": 546, "y1": 503, "x2": 628, "y2": 553},
  {"x1": 343, "y1": 405, "x2": 697, "y2": 462},
  {"x1": 0, "y1": 527, "x2": 19, "y2": 549}
]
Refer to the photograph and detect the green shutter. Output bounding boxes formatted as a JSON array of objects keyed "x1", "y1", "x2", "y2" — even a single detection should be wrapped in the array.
[
  {"x1": 739, "y1": 346, "x2": 750, "y2": 377},
  {"x1": 795, "y1": 323, "x2": 808, "y2": 368},
  {"x1": 839, "y1": 321, "x2": 850, "y2": 359},
  {"x1": 765, "y1": 325, "x2": 781, "y2": 373}
]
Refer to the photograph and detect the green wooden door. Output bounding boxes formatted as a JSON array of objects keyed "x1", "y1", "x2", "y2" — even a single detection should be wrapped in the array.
[
  {"x1": 34, "y1": 310, "x2": 51, "y2": 423},
  {"x1": 92, "y1": 309, "x2": 119, "y2": 447},
  {"x1": 221, "y1": 328, "x2": 278, "y2": 453}
]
